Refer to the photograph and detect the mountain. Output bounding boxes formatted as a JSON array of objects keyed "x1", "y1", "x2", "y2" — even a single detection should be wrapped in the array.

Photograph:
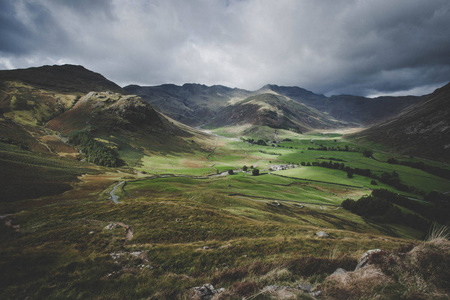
[
  {"x1": 207, "y1": 92, "x2": 347, "y2": 132},
  {"x1": 353, "y1": 82, "x2": 450, "y2": 161},
  {"x1": 47, "y1": 91, "x2": 201, "y2": 163},
  {"x1": 0, "y1": 64, "x2": 124, "y2": 94},
  {"x1": 127, "y1": 83, "x2": 421, "y2": 128},
  {"x1": 124, "y1": 83, "x2": 251, "y2": 126},
  {"x1": 261, "y1": 85, "x2": 421, "y2": 125},
  {"x1": 323, "y1": 94, "x2": 421, "y2": 125},
  {"x1": 0, "y1": 65, "x2": 208, "y2": 201}
]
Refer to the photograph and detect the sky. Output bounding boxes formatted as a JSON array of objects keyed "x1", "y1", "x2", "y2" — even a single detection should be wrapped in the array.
[{"x1": 1, "y1": 0, "x2": 450, "y2": 97}]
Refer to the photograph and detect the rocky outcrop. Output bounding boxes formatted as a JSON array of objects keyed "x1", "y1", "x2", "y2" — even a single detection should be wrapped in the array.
[
  {"x1": 191, "y1": 284, "x2": 224, "y2": 300},
  {"x1": 355, "y1": 249, "x2": 382, "y2": 270}
]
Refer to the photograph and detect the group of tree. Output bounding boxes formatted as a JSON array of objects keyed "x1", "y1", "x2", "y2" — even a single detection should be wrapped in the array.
[
  {"x1": 424, "y1": 191, "x2": 450, "y2": 226},
  {"x1": 307, "y1": 145, "x2": 352, "y2": 152},
  {"x1": 70, "y1": 132, "x2": 121, "y2": 167},
  {"x1": 259, "y1": 150, "x2": 281, "y2": 156},
  {"x1": 342, "y1": 189, "x2": 450, "y2": 229},
  {"x1": 235, "y1": 165, "x2": 260, "y2": 176},
  {"x1": 387, "y1": 158, "x2": 450, "y2": 180},
  {"x1": 341, "y1": 191, "x2": 429, "y2": 231},
  {"x1": 241, "y1": 138, "x2": 268, "y2": 146},
  {"x1": 300, "y1": 160, "x2": 414, "y2": 193}
]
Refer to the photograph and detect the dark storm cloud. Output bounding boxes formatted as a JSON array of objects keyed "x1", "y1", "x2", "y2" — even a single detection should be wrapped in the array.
[
  {"x1": 0, "y1": 0, "x2": 449, "y2": 96},
  {"x1": 0, "y1": 1, "x2": 44, "y2": 54}
]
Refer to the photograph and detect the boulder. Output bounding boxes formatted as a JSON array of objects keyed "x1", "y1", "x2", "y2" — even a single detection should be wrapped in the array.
[
  {"x1": 316, "y1": 231, "x2": 329, "y2": 238},
  {"x1": 104, "y1": 223, "x2": 117, "y2": 230},
  {"x1": 295, "y1": 283, "x2": 314, "y2": 292},
  {"x1": 192, "y1": 284, "x2": 224, "y2": 300},
  {"x1": 355, "y1": 249, "x2": 382, "y2": 270},
  {"x1": 330, "y1": 268, "x2": 347, "y2": 276}
]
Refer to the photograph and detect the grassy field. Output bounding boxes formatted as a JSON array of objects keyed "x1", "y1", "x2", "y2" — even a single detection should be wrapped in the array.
[{"x1": 1, "y1": 125, "x2": 449, "y2": 299}]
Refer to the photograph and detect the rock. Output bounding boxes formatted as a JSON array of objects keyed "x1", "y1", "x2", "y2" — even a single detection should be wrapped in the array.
[
  {"x1": 203, "y1": 246, "x2": 210, "y2": 250},
  {"x1": 330, "y1": 268, "x2": 347, "y2": 276},
  {"x1": 89, "y1": 231, "x2": 95, "y2": 235},
  {"x1": 130, "y1": 251, "x2": 142, "y2": 257},
  {"x1": 355, "y1": 249, "x2": 382, "y2": 270},
  {"x1": 295, "y1": 283, "x2": 314, "y2": 292},
  {"x1": 105, "y1": 223, "x2": 117, "y2": 230},
  {"x1": 310, "y1": 290, "x2": 322, "y2": 297},
  {"x1": 316, "y1": 231, "x2": 329, "y2": 238},
  {"x1": 263, "y1": 285, "x2": 320, "y2": 298},
  {"x1": 192, "y1": 284, "x2": 223, "y2": 300}
]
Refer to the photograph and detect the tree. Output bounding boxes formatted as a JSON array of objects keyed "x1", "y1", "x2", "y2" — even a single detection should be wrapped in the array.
[
  {"x1": 341, "y1": 199, "x2": 356, "y2": 211},
  {"x1": 347, "y1": 171, "x2": 354, "y2": 178},
  {"x1": 243, "y1": 165, "x2": 248, "y2": 171},
  {"x1": 252, "y1": 168, "x2": 260, "y2": 176},
  {"x1": 228, "y1": 169, "x2": 234, "y2": 175},
  {"x1": 363, "y1": 150, "x2": 373, "y2": 158}
]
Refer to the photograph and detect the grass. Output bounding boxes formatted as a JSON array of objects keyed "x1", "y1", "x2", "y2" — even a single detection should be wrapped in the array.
[
  {"x1": 0, "y1": 142, "x2": 98, "y2": 204},
  {"x1": 0, "y1": 184, "x2": 411, "y2": 298},
  {"x1": 1, "y1": 125, "x2": 449, "y2": 299}
]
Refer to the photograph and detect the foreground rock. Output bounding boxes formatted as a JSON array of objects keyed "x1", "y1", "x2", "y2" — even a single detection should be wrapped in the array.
[
  {"x1": 318, "y1": 238, "x2": 450, "y2": 299},
  {"x1": 355, "y1": 249, "x2": 382, "y2": 270},
  {"x1": 191, "y1": 284, "x2": 224, "y2": 300}
]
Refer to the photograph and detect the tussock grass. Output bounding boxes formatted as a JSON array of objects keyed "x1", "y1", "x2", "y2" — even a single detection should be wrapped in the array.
[
  {"x1": 427, "y1": 224, "x2": 449, "y2": 241},
  {"x1": 319, "y1": 238, "x2": 450, "y2": 299}
]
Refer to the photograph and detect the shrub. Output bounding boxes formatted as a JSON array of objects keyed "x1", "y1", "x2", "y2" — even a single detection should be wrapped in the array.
[{"x1": 252, "y1": 169, "x2": 260, "y2": 176}]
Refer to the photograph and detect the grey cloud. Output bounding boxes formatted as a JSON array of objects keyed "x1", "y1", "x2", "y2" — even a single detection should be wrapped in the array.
[{"x1": 0, "y1": 0, "x2": 449, "y2": 97}]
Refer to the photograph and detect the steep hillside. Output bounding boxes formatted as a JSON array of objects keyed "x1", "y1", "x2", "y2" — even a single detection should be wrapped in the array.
[
  {"x1": 324, "y1": 94, "x2": 421, "y2": 125},
  {"x1": 124, "y1": 83, "x2": 251, "y2": 126},
  {"x1": 0, "y1": 64, "x2": 124, "y2": 94},
  {"x1": 353, "y1": 82, "x2": 450, "y2": 161},
  {"x1": 207, "y1": 93, "x2": 348, "y2": 132},
  {"x1": 47, "y1": 91, "x2": 205, "y2": 165},
  {"x1": 264, "y1": 85, "x2": 421, "y2": 125}
]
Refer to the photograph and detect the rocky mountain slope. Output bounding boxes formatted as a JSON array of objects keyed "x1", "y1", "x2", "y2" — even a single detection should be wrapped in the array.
[
  {"x1": 259, "y1": 85, "x2": 422, "y2": 125},
  {"x1": 353, "y1": 82, "x2": 450, "y2": 161},
  {"x1": 47, "y1": 91, "x2": 201, "y2": 161},
  {"x1": 208, "y1": 92, "x2": 348, "y2": 132},
  {"x1": 127, "y1": 83, "x2": 422, "y2": 128},
  {"x1": 124, "y1": 83, "x2": 251, "y2": 126}
]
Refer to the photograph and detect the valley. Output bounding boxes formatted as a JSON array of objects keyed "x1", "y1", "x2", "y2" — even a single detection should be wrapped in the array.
[{"x1": 1, "y1": 65, "x2": 449, "y2": 299}]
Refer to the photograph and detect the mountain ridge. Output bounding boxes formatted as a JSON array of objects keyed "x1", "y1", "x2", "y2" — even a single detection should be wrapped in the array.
[{"x1": 127, "y1": 82, "x2": 422, "y2": 127}]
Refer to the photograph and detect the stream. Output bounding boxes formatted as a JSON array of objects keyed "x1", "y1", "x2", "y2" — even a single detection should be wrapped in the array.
[{"x1": 110, "y1": 181, "x2": 125, "y2": 203}]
